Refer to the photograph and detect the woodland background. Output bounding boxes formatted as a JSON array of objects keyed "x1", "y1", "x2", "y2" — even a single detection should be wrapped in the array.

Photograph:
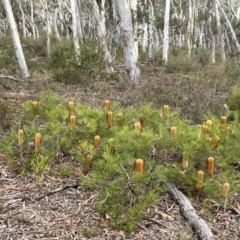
[{"x1": 1, "y1": 0, "x2": 240, "y2": 239}]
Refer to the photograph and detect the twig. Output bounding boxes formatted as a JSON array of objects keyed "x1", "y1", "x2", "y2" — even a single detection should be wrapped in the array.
[
  {"x1": 35, "y1": 184, "x2": 80, "y2": 201},
  {"x1": 143, "y1": 217, "x2": 167, "y2": 228},
  {"x1": 120, "y1": 163, "x2": 130, "y2": 181},
  {"x1": 0, "y1": 75, "x2": 19, "y2": 81},
  {"x1": 165, "y1": 181, "x2": 215, "y2": 240}
]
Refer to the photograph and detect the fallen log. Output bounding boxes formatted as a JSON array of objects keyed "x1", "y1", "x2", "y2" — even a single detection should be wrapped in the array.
[{"x1": 165, "y1": 181, "x2": 215, "y2": 240}]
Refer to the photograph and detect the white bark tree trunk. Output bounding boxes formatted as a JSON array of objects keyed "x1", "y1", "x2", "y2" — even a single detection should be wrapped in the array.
[
  {"x1": 71, "y1": 0, "x2": 80, "y2": 57},
  {"x1": 187, "y1": 0, "x2": 193, "y2": 57},
  {"x1": 216, "y1": 0, "x2": 240, "y2": 53},
  {"x1": 2, "y1": 0, "x2": 30, "y2": 77},
  {"x1": 53, "y1": 6, "x2": 61, "y2": 40},
  {"x1": 17, "y1": 0, "x2": 26, "y2": 37},
  {"x1": 91, "y1": 0, "x2": 112, "y2": 71},
  {"x1": 109, "y1": 0, "x2": 119, "y2": 60},
  {"x1": 114, "y1": 0, "x2": 140, "y2": 83},
  {"x1": 130, "y1": 0, "x2": 138, "y2": 59},
  {"x1": 215, "y1": 1, "x2": 226, "y2": 62},
  {"x1": 29, "y1": 0, "x2": 36, "y2": 39},
  {"x1": 162, "y1": 0, "x2": 171, "y2": 63}
]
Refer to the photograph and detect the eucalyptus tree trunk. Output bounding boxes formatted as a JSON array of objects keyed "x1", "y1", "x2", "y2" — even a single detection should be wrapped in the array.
[
  {"x1": 147, "y1": 0, "x2": 155, "y2": 59},
  {"x1": 192, "y1": 0, "x2": 199, "y2": 48},
  {"x1": 216, "y1": 0, "x2": 240, "y2": 53},
  {"x1": 76, "y1": 0, "x2": 84, "y2": 38},
  {"x1": 207, "y1": 19, "x2": 215, "y2": 63},
  {"x1": 130, "y1": 0, "x2": 138, "y2": 59},
  {"x1": 109, "y1": 0, "x2": 119, "y2": 60},
  {"x1": 141, "y1": 0, "x2": 155, "y2": 59},
  {"x1": 162, "y1": 0, "x2": 171, "y2": 63},
  {"x1": 53, "y1": 5, "x2": 61, "y2": 40},
  {"x1": 114, "y1": 0, "x2": 140, "y2": 84},
  {"x1": 40, "y1": 0, "x2": 52, "y2": 56},
  {"x1": 215, "y1": 1, "x2": 226, "y2": 62},
  {"x1": 71, "y1": 0, "x2": 80, "y2": 57},
  {"x1": 186, "y1": 0, "x2": 193, "y2": 57},
  {"x1": 91, "y1": 0, "x2": 112, "y2": 71},
  {"x1": 17, "y1": 0, "x2": 26, "y2": 37},
  {"x1": 29, "y1": 0, "x2": 36, "y2": 39},
  {"x1": 207, "y1": 0, "x2": 215, "y2": 63},
  {"x1": 2, "y1": 0, "x2": 30, "y2": 77}
]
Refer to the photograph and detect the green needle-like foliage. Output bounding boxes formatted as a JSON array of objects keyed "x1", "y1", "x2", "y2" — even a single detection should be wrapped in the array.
[{"x1": 1, "y1": 90, "x2": 240, "y2": 232}]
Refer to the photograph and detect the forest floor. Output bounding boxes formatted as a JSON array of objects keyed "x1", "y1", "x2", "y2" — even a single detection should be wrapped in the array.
[{"x1": 1, "y1": 66, "x2": 240, "y2": 239}]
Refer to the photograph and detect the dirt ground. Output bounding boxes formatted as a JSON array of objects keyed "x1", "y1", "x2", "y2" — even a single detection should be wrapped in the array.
[{"x1": 0, "y1": 69, "x2": 240, "y2": 239}]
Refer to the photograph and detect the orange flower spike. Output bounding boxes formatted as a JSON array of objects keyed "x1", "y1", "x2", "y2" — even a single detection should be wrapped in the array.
[
  {"x1": 196, "y1": 170, "x2": 204, "y2": 190},
  {"x1": 117, "y1": 112, "x2": 124, "y2": 126},
  {"x1": 135, "y1": 159, "x2": 144, "y2": 175},
  {"x1": 94, "y1": 135, "x2": 101, "y2": 150},
  {"x1": 70, "y1": 115, "x2": 76, "y2": 128},
  {"x1": 220, "y1": 116, "x2": 227, "y2": 125},
  {"x1": 32, "y1": 101, "x2": 39, "y2": 113},
  {"x1": 68, "y1": 101, "x2": 74, "y2": 117},
  {"x1": 103, "y1": 100, "x2": 110, "y2": 112},
  {"x1": 221, "y1": 183, "x2": 230, "y2": 197},
  {"x1": 206, "y1": 137, "x2": 212, "y2": 143},
  {"x1": 163, "y1": 105, "x2": 169, "y2": 119},
  {"x1": 84, "y1": 154, "x2": 93, "y2": 174},
  {"x1": 107, "y1": 111, "x2": 113, "y2": 127},
  {"x1": 202, "y1": 125, "x2": 208, "y2": 134},
  {"x1": 206, "y1": 120, "x2": 213, "y2": 130},
  {"x1": 170, "y1": 127, "x2": 177, "y2": 137},
  {"x1": 226, "y1": 126, "x2": 231, "y2": 132},
  {"x1": 18, "y1": 129, "x2": 24, "y2": 146},
  {"x1": 211, "y1": 136, "x2": 221, "y2": 150},
  {"x1": 34, "y1": 133, "x2": 42, "y2": 152},
  {"x1": 117, "y1": 112, "x2": 123, "y2": 118},
  {"x1": 207, "y1": 157, "x2": 215, "y2": 175},
  {"x1": 134, "y1": 122, "x2": 142, "y2": 132},
  {"x1": 182, "y1": 151, "x2": 189, "y2": 170}
]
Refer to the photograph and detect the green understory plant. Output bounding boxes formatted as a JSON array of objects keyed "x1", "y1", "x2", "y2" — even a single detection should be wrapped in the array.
[{"x1": 1, "y1": 91, "x2": 240, "y2": 232}]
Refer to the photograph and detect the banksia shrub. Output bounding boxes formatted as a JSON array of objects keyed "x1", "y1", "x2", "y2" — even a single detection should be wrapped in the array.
[
  {"x1": 196, "y1": 170, "x2": 204, "y2": 190},
  {"x1": 18, "y1": 129, "x2": 24, "y2": 146},
  {"x1": 134, "y1": 122, "x2": 142, "y2": 132},
  {"x1": 163, "y1": 105, "x2": 169, "y2": 119},
  {"x1": 32, "y1": 101, "x2": 39, "y2": 114},
  {"x1": 221, "y1": 183, "x2": 230, "y2": 197},
  {"x1": 170, "y1": 127, "x2": 177, "y2": 137},
  {"x1": 83, "y1": 154, "x2": 93, "y2": 175},
  {"x1": 182, "y1": 151, "x2": 189, "y2": 170},
  {"x1": 107, "y1": 111, "x2": 113, "y2": 127},
  {"x1": 207, "y1": 157, "x2": 214, "y2": 175},
  {"x1": 94, "y1": 135, "x2": 101, "y2": 150},
  {"x1": 68, "y1": 101, "x2": 74, "y2": 117},
  {"x1": 70, "y1": 115, "x2": 76, "y2": 128},
  {"x1": 34, "y1": 133, "x2": 42, "y2": 152},
  {"x1": 135, "y1": 158, "x2": 144, "y2": 175}
]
